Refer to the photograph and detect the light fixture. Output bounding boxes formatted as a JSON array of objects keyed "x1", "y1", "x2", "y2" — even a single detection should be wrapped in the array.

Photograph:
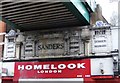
[
  {"x1": 100, "y1": 63, "x2": 104, "y2": 74},
  {"x1": 113, "y1": 56, "x2": 118, "y2": 61}
]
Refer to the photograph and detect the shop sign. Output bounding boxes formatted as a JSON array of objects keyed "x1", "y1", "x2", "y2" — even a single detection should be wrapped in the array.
[
  {"x1": 36, "y1": 39, "x2": 64, "y2": 56},
  {"x1": 14, "y1": 59, "x2": 90, "y2": 79}
]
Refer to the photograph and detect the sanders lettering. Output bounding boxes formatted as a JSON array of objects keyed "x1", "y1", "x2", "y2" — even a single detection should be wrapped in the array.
[{"x1": 38, "y1": 43, "x2": 64, "y2": 50}]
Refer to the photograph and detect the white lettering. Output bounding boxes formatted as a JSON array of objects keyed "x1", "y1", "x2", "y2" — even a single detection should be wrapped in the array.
[
  {"x1": 37, "y1": 70, "x2": 62, "y2": 74},
  {"x1": 58, "y1": 64, "x2": 66, "y2": 69},
  {"x1": 67, "y1": 63, "x2": 76, "y2": 69},
  {"x1": 41, "y1": 70, "x2": 44, "y2": 73},
  {"x1": 43, "y1": 64, "x2": 50, "y2": 69},
  {"x1": 45, "y1": 70, "x2": 49, "y2": 73},
  {"x1": 77, "y1": 63, "x2": 85, "y2": 68},
  {"x1": 18, "y1": 63, "x2": 86, "y2": 71},
  {"x1": 58, "y1": 70, "x2": 62, "y2": 73},
  {"x1": 25, "y1": 65, "x2": 32, "y2": 70},
  {"x1": 18, "y1": 65, "x2": 24, "y2": 70},
  {"x1": 51, "y1": 64, "x2": 57, "y2": 69},
  {"x1": 49, "y1": 70, "x2": 52, "y2": 73},
  {"x1": 37, "y1": 71, "x2": 40, "y2": 73},
  {"x1": 34, "y1": 65, "x2": 42, "y2": 70},
  {"x1": 53, "y1": 70, "x2": 57, "y2": 73}
]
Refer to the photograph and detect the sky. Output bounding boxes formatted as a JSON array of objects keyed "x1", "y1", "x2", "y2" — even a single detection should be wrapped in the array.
[{"x1": 95, "y1": 0, "x2": 118, "y2": 23}]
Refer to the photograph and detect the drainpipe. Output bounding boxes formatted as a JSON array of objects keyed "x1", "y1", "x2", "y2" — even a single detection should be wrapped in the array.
[
  {"x1": 118, "y1": 29, "x2": 120, "y2": 76},
  {"x1": 118, "y1": 2, "x2": 120, "y2": 76},
  {"x1": 118, "y1": 29, "x2": 120, "y2": 75}
]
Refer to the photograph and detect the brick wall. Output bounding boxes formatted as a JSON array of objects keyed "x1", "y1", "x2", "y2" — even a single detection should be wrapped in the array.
[
  {"x1": 0, "y1": 21, "x2": 6, "y2": 60},
  {"x1": 0, "y1": 21, "x2": 6, "y2": 32}
]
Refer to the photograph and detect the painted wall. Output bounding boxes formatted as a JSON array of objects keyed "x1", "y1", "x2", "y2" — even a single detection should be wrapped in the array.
[{"x1": 111, "y1": 27, "x2": 118, "y2": 50}]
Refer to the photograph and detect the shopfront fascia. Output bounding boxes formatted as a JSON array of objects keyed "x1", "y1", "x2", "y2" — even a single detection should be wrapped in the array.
[{"x1": 2, "y1": 56, "x2": 115, "y2": 83}]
